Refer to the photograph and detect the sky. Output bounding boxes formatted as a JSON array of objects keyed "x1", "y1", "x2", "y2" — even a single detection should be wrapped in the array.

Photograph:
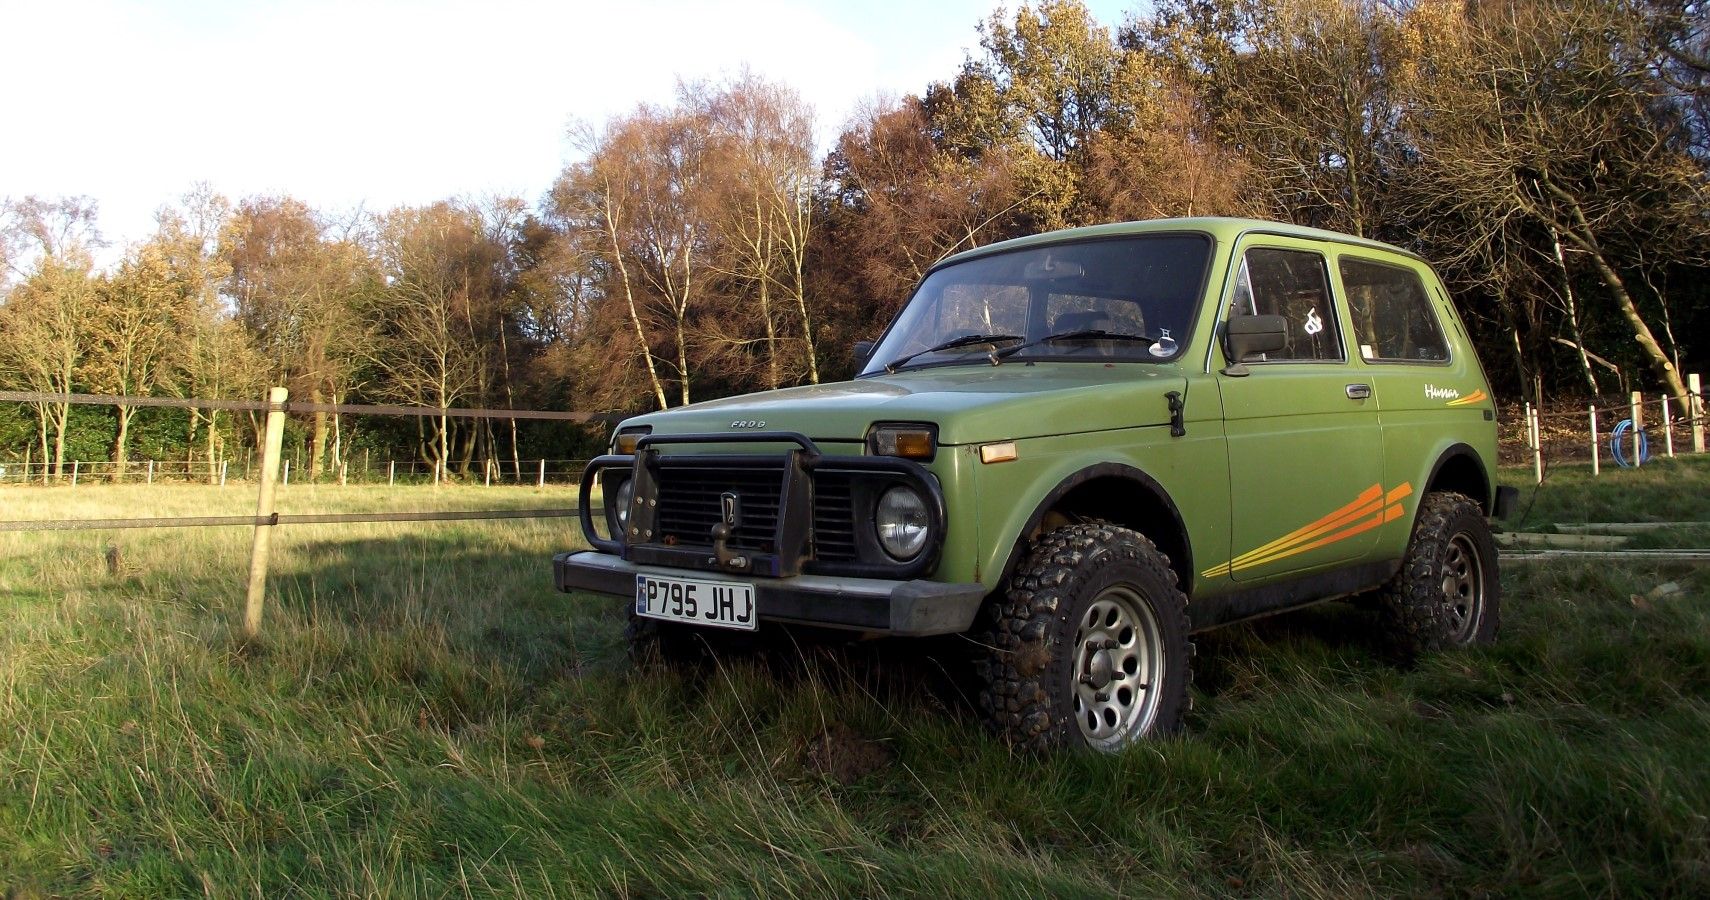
[{"x1": 1, "y1": 0, "x2": 1137, "y2": 259}]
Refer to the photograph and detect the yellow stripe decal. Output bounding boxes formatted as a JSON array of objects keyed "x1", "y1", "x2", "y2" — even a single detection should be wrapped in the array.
[
  {"x1": 1200, "y1": 482, "x2": 1413, "y2": 578},
  {"x1": 1446, "y1": 389, "x2": 1487, "y2": 407}
]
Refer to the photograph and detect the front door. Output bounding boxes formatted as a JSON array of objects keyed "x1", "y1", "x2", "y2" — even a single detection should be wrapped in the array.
[{"x1": 1213, "y1": 240, "x2": 1388, "y2": 582}]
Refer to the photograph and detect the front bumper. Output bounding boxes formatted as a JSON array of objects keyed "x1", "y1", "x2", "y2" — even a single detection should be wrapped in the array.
[{"x1": 554, "y1": 550, "x2": 987, "y2": 637}]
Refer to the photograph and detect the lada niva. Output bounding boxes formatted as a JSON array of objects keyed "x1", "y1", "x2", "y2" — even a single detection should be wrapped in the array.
[{"x1": 555, "y1": 217, "x2": 1515, "y2": 751}]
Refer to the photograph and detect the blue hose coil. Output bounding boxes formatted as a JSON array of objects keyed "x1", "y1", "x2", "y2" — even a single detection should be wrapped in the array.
[{"x1": 1610, "y1": 419, "x2": 1650, "y2": 467}]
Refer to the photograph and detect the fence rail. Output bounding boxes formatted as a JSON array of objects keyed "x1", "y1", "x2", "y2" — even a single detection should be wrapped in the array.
[
  {"x1": 0, "y1": 386, "x2": 610, "y2": 637},
  {"x1": 0, "y1": 508, "x2": 596, "y2": 533},
  {"x1": 0, "y1": 390, "x2": 616, "y2": 422}
]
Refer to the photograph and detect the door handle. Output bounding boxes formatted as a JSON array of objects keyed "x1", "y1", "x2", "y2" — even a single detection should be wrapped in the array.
[{"x1": 1346, "y1": 383, "x2": 1372, "y2": 400}]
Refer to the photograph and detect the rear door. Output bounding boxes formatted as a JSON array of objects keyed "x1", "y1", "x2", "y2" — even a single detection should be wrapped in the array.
[
  {"x1": 1213, "y1": 238, "x2": 1387, "y2": 582},
  {"x1": 1336, "y1": 253, "x2": 1486, "y2": 525}
]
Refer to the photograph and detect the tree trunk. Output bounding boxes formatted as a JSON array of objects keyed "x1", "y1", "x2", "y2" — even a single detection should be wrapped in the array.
[
  {"x1": 112, "y1": 404, "x2": 133, "y2": 482},
  {"x1": 206, "y1": 408, "x2": 220, "y2": 484},
  {"x1": 52, "y1": 401, "x2": 68, "y2": 481},
  {"x1": 1550, "y1": 229, "x2": 1598, "y2": 395},
  {"x1": 34, "y1": 404, "x2": 49, "y2": 485},
  {"x1": 310, "y1": 382, "x2": 328, "y2": 482},
  {"x1": 1541, "y1": 178, "x2": 1690, "y2": 406},
  {"x1": 604, "y1": 193, "x2": 670, "y2": 410}
]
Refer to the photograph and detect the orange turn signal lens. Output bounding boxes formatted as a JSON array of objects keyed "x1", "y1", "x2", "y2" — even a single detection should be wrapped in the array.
[
  {"x1": 870, "y1": 425, "x2": 936, "y2": 460},
  {"x1": 614, "y1": 428, "x2": 649, "y2": 454}
]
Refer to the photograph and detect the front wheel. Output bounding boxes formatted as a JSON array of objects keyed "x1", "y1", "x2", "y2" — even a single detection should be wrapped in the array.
[
  {"x1": 1378, "y1": 491, "x2": 1501, "y2": 655},
  {"x1": 978, "y1": 524, "x2": 1191, "y2": 752}
]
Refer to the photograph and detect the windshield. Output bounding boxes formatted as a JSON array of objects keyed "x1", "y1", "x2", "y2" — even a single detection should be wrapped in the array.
[{"x1": 860, "y1": 233, "x2": 1212, "y2": 375}]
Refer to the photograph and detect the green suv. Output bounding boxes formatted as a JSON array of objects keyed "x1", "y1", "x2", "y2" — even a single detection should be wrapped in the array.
[{"x1": 555, "y1": 217, "x2": 1515, "y2": 751}]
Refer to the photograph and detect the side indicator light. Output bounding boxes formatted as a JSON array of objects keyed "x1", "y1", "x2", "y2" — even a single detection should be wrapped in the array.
[{"x1": 980, "y1": 442, "x2": 1018, "y2": 464}]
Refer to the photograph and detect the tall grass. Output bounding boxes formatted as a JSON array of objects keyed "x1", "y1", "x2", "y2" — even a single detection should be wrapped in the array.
[{"x1": 3, "y1": 464, "x2": 1708, "y2": 896}]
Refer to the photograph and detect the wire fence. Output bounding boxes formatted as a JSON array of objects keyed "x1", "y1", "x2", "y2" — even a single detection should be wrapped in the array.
[
  {"x1": 1502, "y1": 376, "x2": 1707, "y2": 483},
  {"x1": 0, "y1": 456, "x2": 596, "y2": 486},
  {"x1": 0, "y1": 387, "x2": 609, "y2": 636},
  {"x1": 0, "y1": 388, "x2": 612, "y2": 487}
]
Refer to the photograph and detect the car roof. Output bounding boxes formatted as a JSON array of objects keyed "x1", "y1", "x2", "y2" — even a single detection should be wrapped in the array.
[{"x1": 932, "y1": 217, "x2": 1425, "y2": 271}]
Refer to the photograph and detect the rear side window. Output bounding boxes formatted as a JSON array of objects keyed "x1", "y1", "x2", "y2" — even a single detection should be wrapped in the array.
[
  {"x1": 1340, "y1": 258, "x2": 1450, "y2": 363},
  {"x1": 1228, "y1": 247, "x2": 1343, "y2": 362}
]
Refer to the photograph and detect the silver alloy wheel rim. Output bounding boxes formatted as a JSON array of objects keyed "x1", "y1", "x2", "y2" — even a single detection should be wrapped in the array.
[
  {"x1": 1442, "y1": 532, "x2": 1485, "y2": 643},
  {"x1": 1071, "y1": 585, "x2": 1165, "y2": 750}
]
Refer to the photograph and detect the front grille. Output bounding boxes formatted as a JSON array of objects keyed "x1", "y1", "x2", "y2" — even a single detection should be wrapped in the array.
[
  {"x1": 812, "y1": 473, "x2": 858, "y2": 562},
  {"x1": 654, "y1": 462, "x2": 782, "y2": 552},
  {"x1": 650, "y1": 462, "x2": 862, "y2": 563}
]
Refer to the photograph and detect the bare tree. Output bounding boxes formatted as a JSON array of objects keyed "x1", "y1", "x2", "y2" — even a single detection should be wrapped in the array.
[{"x1": 1397, "y1": 0, "x2": 1708, "y2": 405}]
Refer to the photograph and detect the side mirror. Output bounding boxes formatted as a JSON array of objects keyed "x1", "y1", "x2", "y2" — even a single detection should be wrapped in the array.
[
  {"x1": 852, "y1": 340, "x2": 874, "y2": 368},
  {"x1": 1222, "y1": 315, "x2": 1288, "y2": 376}
]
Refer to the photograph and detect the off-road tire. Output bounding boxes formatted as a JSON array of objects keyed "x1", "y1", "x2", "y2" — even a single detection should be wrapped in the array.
[
  {"x1": 1378, "y1": 491, "x2": 1500, "y2": 656},
  {"x1": 978, "y1": 523, "x2": 1191, "y2": 752}
]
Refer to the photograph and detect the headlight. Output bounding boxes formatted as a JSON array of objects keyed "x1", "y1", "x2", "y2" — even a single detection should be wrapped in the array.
[
  {"x1": 875, "y1": 485, "x2": 930, "y2": 560},
  {"x1": 612, "y1": 477, "x2": 635, "y2": 533}
]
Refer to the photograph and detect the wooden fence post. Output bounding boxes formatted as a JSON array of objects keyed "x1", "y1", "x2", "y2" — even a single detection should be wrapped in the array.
[
  {"x1": 220, "y1": 460, "x2": 228, "y2": 487},
  {"x1": 147, "y1": 460, "x2": 154, "y2": 485},
  {"x1": 1528, "y1": 405, "x2": 1543, "y2": 485},
  {"x1": 1691, "y1": 373, "x2": 1705, "y2": 454},
  {"x1": 538, "y1": 458, "x2": 545, "y2": 488},
  {"x1": 1663, "y1": 396, "x2": 1675, "y2": 458},
  {"x1": 1630, "y1": 392, "x2": 1643, "y2": 468},
  {"x1": 72, "y1": 461, "x2": 79, "y2": 487},
  {"x1": 1589, "y1": 405, "x2": 1600, "y2": 477},
  {"x1": 245, "y1": 387, "x2": 289, "y2": 638},
  {"x1": 388, "y1": 460, "x2": 395, "y2": 486},
  {"x1": 283, "y1": 460, "x2": 290, "y2": 486}
]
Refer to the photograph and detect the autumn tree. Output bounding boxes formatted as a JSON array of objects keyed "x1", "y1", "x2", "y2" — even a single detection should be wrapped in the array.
[
  {"x1": 0, "y1": 196, "x2": 102, "y2": 479},
  {"x1": 224, "y1": 197, "x2": 377, "y2": 478},
  {"x1": 371, "y1": 199, "x2": 526, "y2": 475},
  {"x1": 696, "y1": 73, "x2": 824, "y2": 388},
  {"x1": 552, "y1": 116, "x2": 677, "y2": 411},
  {"x1": 82, "y1": 240, "x2": 189, "y2": 476}
]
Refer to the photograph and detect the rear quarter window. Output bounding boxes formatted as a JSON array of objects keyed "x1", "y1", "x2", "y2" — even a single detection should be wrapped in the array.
[{"x1": 1339, "y1": 257, "x2": 1450, "y2": 364}]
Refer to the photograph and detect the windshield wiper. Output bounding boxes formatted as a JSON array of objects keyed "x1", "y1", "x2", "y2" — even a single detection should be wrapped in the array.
[
  {"x1": 993, "y1": 329, "x2": 1156, "y2": 363},
  {"x1": 884, "y1": 333, "x2": 1024, "y2": 373}
]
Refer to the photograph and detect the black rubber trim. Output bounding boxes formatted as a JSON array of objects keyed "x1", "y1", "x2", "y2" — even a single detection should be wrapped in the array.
[
  {"x1": 553, "y1": 551, "x2": 987, "y2": 636},
  {"x1": 997, "y1": 462, "x2": 1191, "y2": 588},
  {"x1": 1424, "y1": 443, "x2": 1494, "y2": 513},
  {"x1": 1189, "y1": 559, "x2": 1399, "y2": 631},
  {"x1": 1493, "y1": 486, "x2": 1520, "y2": 522}
]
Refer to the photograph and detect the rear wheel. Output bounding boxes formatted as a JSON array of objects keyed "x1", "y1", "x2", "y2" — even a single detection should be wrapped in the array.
[
  {"x1": 1378, "y1": 491, "x2": 1500, "y2": 655},
  {"x1": 978, "y1": 523, "x2": 1191, "y2": 751}
]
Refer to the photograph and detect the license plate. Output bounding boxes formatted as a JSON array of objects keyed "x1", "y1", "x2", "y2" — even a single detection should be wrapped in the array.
[{"x1": 635, "y1": 573, "x2": 757, "y2": 631}]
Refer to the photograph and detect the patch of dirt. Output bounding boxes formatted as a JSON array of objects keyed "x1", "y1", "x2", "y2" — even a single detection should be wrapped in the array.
[{"x1": 801, "y1": 723, "x2": 894, "y2": 784}]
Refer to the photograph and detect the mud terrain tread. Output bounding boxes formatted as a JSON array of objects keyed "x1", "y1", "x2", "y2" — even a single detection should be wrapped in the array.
[
  {"x1": 1379, "y1": 490, "x2": 1501, "y2": 656},
  {"x1": 977, "y1": 523, "x2": 1191, "y2": 751}
]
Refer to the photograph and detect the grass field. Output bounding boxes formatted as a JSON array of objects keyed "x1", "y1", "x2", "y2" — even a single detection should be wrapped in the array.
[{"x1": 2, "y1": 462, "x2": 1708, "y2": 897}]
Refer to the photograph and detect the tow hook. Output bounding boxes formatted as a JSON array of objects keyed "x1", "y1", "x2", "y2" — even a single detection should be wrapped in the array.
[{"x1": 710, "y1": 491, "x2": 750, "y2": 571}]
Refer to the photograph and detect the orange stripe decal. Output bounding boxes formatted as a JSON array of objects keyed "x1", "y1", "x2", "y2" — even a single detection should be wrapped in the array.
[
  {"x1": 1446, "y1": 389, "x2": 1487, "y2": 407},
  {"x1": 1200, "y1": 481, "x2": 1413, "y2": 578}
]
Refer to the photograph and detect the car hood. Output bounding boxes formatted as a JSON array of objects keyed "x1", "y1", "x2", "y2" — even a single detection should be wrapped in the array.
[{"x1": 621, "y1": 364, "x2": 1189, "y2": 447}]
